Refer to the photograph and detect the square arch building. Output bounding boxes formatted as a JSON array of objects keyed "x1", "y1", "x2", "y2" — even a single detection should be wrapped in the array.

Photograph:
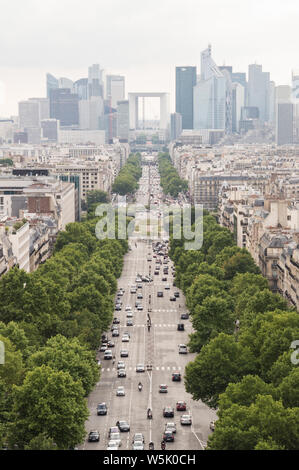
[{"x1": 128, "y1": 92, "x2": 170, "y2": 130}]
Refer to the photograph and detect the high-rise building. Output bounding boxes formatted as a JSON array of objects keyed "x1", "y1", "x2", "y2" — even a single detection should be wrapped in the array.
[
  {"x1": 193, "y1": 46, "x2": 226, "y2": 130},
  {"x1": 170, "y1": 113, "x2": 182, "y2": 140},
  {"x1": 276, "y1": 103, "x2": 293, "y2": 145},
  {"x1": 175, "y1": 66, "x2": 197, "y2": 129},
  {"x1": 73, "y1": 78, "x2": 88, "y2": 100},
  {"x1": 79, "y1": 97, "x2": 103, "y2": 130},
  {"x1": 106, "y1": 75, "x2": 125, "y2": 109},
  {"x1": 49, "y1": 88, "x2": 79, "y2": 126},
  {"x1": 269, "y1": 81, "x2": 276, "y2": 124},
  {"x1": 41, "y1": 119, "x2": 59, "y2": 142},
  {"x1": 292, "y1": 71, "x2": 299, "y2": 143},
  {"x1": 58, "y1": 77, "x2": 73, "y2": 91},
  {"x1": 232, "y1": 83, "x2": 245, "y2": 133},
  {"x1": 29, "y1": 98, "x2": 50, "y2": 123},
  {"x1": 117, "y1": 100, "x2": 129, "y2": 142},
  {"x1": 18, "y1": 100, "x2": 40, "y2": 129},
  {"x1": 88, "y1": 64, "x2": 104, "y2": 99},
  {"x1": 46, "y1": 73, "x2": 59, "y2": 99},
  {"x1": 248, "y1": 64, "x2": 270, "y2": 123},
  {"x1": 232, "y1": 72, "x2": 247, "y2": 104}
]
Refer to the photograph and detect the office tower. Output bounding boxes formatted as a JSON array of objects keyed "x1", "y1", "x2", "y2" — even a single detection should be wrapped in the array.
[
  {"x1": 88, "y1": 64, "x2": 104, "y2": 98},
  {"x1": 79, "y1": 97, "x2": 103, "y2": 129},
  {"x1": 220, "y1": 68, "x2": 233, "y2": 134},
  {"x1": 26, "y1": 127, "x2": 41, "y2": 144},
  {"x1": 47, "y1": 73, "x2": 59, "y2": 98},
  {"x1": 117, "y1": 100, "x2": 129, "y2": 141},
  {"x1": 49, "y1": 88, "x2": 79, "y2": 126},
  {"x1": 41, "y1": 119, "x2": 59, "y2": 142},
  {"x1": 269, "y1": 81, "x2": 276, "y2": 124},
  {"x1": 292, "y1": 71, "x2": 299, "y2": 142},
  {"x1": 276, "y1": 103, "x2": 293, "y2": 145},
  {"x1": 232, "y1": 72, "x2": 247, "y2": 103},
  {"x1": 13, "y1": 131, "x2": 28, "y2": 143},
  {"x1": 18, "y1": 100, "x2": 40, "y2": 129},
  {"x1": 193, "y1": 45, "x2": 226, "y2": 130},
  {"x1": 170, "y1": 113, "x2": 182, "y2": 140},
  {"x1": 248, "y1": 64, "x2": 270, "y2": 123},
  {"x1": 106, "y1": 75, "x2": 125, "y2": 109},
  {"x1": 29, "y1": 98, "x2": 50, "y2": 123},
  {"x1": 73, "y1": 78, "x2": 88, "y2": 100},
  {"x1": 175, "y1": 66, "x2": 197, "y2": 129},
  {"x1": 58, "y1": 77, "x2": 74, "y2": 91},
  {"x1": 232, "y1": 83, "x2": 245, "y2": 133}
]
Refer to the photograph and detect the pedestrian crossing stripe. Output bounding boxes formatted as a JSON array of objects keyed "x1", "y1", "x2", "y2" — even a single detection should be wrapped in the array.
[{"x1": 101, "y1": 365, "x2": 182, "y2": 372}]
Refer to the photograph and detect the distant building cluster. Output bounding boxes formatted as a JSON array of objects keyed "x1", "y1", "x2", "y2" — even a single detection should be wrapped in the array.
[
  {"x1": 170, "y1": 141, "x2": 299, "y2": 309},
  {"x1": 0, "y1": 141, "x2": 130, "y2": 276}
]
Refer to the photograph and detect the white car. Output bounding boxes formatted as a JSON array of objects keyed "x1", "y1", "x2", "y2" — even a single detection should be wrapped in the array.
[
  {"x1": 180, "y1": 414, "x2": 192, "y2": 425},
  {"x1": 109, "y1": 432, "x2": 122, "y2": 447},
  {"x1": 133, "y1": 433, "x2": 145, "y2": 443},
  {"x1": 125, "y1": 306, "x2": 132, "y2": 311},
  {"x1": 126, "y1": 312, "x2": 133, "y2": 318},
  {"x1": 122, "y1": 335, "x2": 130, "y2": 342},
  {"x1": 165, "y1": 284, "x2": 170, "y2": 290},
  {"x1": 107, "y1": 440, "x2": 119, "y2": 450},
  {"x1": 116, "y1": 386, "x2": 125, "y2": 396},
  {"x1": 117, "y1": 361, "x2": 125, "y2": 369},
  {"x1": 132, "y1": 441, "x2": 144, "y2": 450}
]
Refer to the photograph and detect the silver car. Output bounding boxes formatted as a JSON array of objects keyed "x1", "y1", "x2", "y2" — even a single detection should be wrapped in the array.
[{"x1": 116, "y1": 386, "x2": 125, "y2": 396}]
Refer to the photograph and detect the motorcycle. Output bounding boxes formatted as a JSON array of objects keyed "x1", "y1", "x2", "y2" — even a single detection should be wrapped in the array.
[
  {"x1": 149, "y1": 442, "x2": 154, "y2": 450},
  {"x1": 138, "y1": 384, "x2": 143, "y2": 392},
  {"x1": 147, "y1": 409, "x2": 152, "y2": 419},
  {"x1": 161, "y1": 441, "x2": 166, "y2": 450}
]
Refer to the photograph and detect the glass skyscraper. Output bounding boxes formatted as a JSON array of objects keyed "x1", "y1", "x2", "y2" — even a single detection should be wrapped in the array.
[{"x1": 175, "y1": 66, "x2": 197, "y2": 129}]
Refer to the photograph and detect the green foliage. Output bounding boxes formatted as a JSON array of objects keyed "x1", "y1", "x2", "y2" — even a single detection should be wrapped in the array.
[
  {"x1": 112, "y1": 153, "x2": 142, "y2": 195},
  {"x1": 158, "y1": 153, "x2": 188, "y2": 198}
]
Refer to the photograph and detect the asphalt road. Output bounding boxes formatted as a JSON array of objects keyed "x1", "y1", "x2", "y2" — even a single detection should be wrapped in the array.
[{"x1": 81, "y1": 159, "x2": 216, "y2": 451}]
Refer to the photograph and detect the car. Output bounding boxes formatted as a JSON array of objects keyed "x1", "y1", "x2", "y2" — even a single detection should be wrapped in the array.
[
  {"x1": 210, "y1": 421, "x2": 215, "y2": 432},
  {"x1": 137, "y1": 283, "x2": 143, "y2": 289},
  {"x1": 162, "y1": 277, "x2": 167, "y2": 281},
  {"x1": 179, "y1": 344, "x2": 188, "y2": 354},
  {"x1": 97, "y1": 403, "x2": 107, "y2": 415},
  {"x1": 126, "y1": 311, "x2": 133, "y2": 318},
  {"x1": 180, "y1": 313, "x2": 189, "y2": 320},
  {"x1": 159, "y1": 384, "x2": 168, "y2": 393},
  {"x1": 88, "y1": 430, "x2": 100, "y2": 442},
  {"x1": 137, "y1": 293, "x2": 143, "y2": 299},
  {"x1": 108, "y1": 426, "x2": 119, "y2": 437},
  {"x1": 154, "y1": 271, "x2": 159, "y2": 275},
  {"x1": 107, "y1": 440, "x2": 119, "y2": 450},
  {"x1": 104, "y1": 350, "x2": 113, "y2": 360},
  {"x1": 180, "y1": 414, "x2": 192, "y2": 425},
  {"x1": 136, "y1": 364, "x2": 145, "y2": 372},
  {"x1": 172, "y1": 372, "x2": 181, "y2": 382},
  {"x1": 165, "y1": 422, "x2": 176, "y2": 434},
  {"x1": 126, "y1": 319, "x2": 133, "y2": 326},
  {"x1": 112, "y1": 329, "x2": 119, "y2": 337},
  {"x1": 120, "y1": 350, "x2": 129, "y2": 358},
  {"x1": 113, "y1": 317, "x2": 120, "y2": 324},
  {"x1": 125, "y1": 306, "x2": 132, "y2": 311},
  {"x1": 170, "y1": 296, "x2": 176, "y2": 301},
  {"x1": 163, "y1": 407, "x2": 174, "y2": 418},
  {"x1": 132, "y1": 441, "x2": 144, "y2": 450},
  {"x1": 177, "y1": 323, "x2": 184, "y2": 331},
  {"x1": 109, "y1": 432, "x2": 122, "y2": 447},
  {"x1": 137, "y1": 304, "x2": 143, "y2": 310},
  {"x1": 116, "y1": 386, "x2": 125, "y2": 396},
  {"x1": 123, "y1": 331, "x2": 131, "y2": 338},
  {"x1": 130, "y1": 288, "x2": 137, "y2": 294},
  {"x1": 174, "y1": 292, "x2": 180, "y2": 298},
  {"x1": 122, "y1": 335, "x2": 130, "y2": 342},
  {"x1": 116, "y1": 420, "x2": 130, "y2": 432},
  {"x1": 118, "y1": 368, "x2": 126, "y2": 378},
  {"x1": 163, "y1": 430, "x2": 175, "y2": 442},
  {"x1": 99, "y1": 345, "x2": 107, "y2": 352},
  {"x1": 107, "y1": 340, "x2": 115, "y2": 348},
  {"x1": 157, "y1": 291, "x2": 163, "y2": 297},
  {"x1": 115, "y1": 304, "x2": 122, "y2": 311},
  {"x1": 165, "y1": 284, "x2": 170, "y2": 290},
  {"x1": 117, "y1": 361, "x2": 125, "y2": 369},
  {"x1": 176, "y1": 401, "x2": 187, "y2": 411},
  {"x1": 132, "y1": 433, "x2": 145, "y2": 443}
]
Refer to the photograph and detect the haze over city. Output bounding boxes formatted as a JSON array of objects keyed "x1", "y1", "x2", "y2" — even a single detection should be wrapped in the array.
[{"x1": 0, "y1": 0, "x2": 298, "y2": 115}]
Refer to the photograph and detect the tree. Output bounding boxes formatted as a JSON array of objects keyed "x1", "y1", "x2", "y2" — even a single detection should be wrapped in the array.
[
  {"x1": 186, "y1": 274, "x2": 225, "y2": 314},
  {"x1": 24, "y1": 433, "x2": 58, "y2": 450},
  {"x1": 86, "y1": 190, "x2": 108, "y2": 209},
  {"x1": 185, "y1": 333, "x2": 257, "y2": 408},
  {"x1": 222, "y1": 251, "x2": 260, "y2": 280},
  {"x1": 54, "y1": 223, "x2": 96, "y2": 254},
  {"x1": 27, "y1": 335, "x2": 99, "y2": 396},
  {"x1": 9, "y1": 365, "x2": 89, "y2": 449}
]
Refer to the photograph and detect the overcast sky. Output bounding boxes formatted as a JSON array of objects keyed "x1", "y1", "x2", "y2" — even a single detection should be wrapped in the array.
[{"x1": 0, "y1": 0, "x2": 298, "y2": 116}]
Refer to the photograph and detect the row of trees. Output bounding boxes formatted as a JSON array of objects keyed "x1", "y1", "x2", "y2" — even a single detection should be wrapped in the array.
[
  {"x1": 112, "y1": 153, "x2": 142, "y2": 196},
  {"x1": 0, "y1": 212, "x2": 128, "y2": 449},
  {"x1": 158, "y1": 152, "x2": 188, "y2": 198},
  {"x1": 169, "y1": 213, "x2": 299, "y2": 450}
]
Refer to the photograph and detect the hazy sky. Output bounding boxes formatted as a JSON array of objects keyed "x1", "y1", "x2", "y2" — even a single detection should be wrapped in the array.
[{"x1": 0, "y1": 0, "x2": 298, "y2": 116}]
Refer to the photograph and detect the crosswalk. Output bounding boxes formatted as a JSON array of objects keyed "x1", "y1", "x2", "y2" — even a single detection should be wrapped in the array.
[{"x1": 101, "y1": 365, "x2": 182, "y2": 372}]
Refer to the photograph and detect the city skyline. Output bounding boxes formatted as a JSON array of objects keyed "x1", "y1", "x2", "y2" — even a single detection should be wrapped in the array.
[{"x1": 0, "y1": 0, "x2": 298, "y2": 115}]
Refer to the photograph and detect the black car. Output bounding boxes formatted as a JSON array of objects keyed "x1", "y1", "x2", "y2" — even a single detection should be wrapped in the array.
[
  {"x1": 163, "y1": 407, "x2": 174, "y2": 418},
  {"x1": 170, "y1": 296, "x2": 176, "y2": 301},
  {"x1": 97, "y1": 403, "x2": 107, "y2": 415},
  {"x1": 88, "y1": 430, "x2": 100, "y2": 442},
  {"x1": 174, "y1": 292, "x2": 180, "y2": 298},
  {"x1": 113, "y1": 318, "x2": 120, "y2": 324},
  {"x1": 163, "y1": 430, "x2": 175, "y2": 442},
  {"x1": 177, "y1": 323, "x2": 184, "y2": 331},
  {"x1": 116, "y1": 420, "x2": 130, "y2": 432},
  {"x1": 172, "y1": 373, "x2": 181, "y2": 382},
  {"x1": 157, "y1": 291, "x2": 163, "y2": 297},
  {"x1": 180, "y1": 313, "x2": 189, "y2": 320}
]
